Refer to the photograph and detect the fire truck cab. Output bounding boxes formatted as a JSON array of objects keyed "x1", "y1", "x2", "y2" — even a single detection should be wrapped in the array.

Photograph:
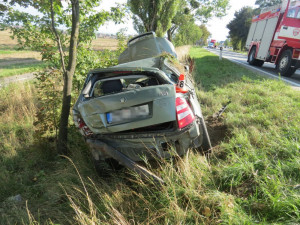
[{"x1": 246, "y1": 0, "x2": 300, "y2": 77}]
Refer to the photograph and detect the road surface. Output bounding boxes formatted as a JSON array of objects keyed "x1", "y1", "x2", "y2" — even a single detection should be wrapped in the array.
[
  {"x1": 206, "y1": 47, "x2": 300, "y2": 89},
  {"x1": 0, "y1": 73, "x2": 35, "y2": 88}
]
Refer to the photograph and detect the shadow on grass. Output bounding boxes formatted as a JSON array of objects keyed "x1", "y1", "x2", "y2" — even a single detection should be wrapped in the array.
[
  {"x1": 0, "y1": 44, "x2": 19, "y2": 51},
  {"x1": 0, "y1": 58, "x2": 41, "y2": 65}
]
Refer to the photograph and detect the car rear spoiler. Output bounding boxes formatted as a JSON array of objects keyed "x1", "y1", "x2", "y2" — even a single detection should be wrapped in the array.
[{"x1": 128, "y1": 32, "x2": 156, "y2": 46}]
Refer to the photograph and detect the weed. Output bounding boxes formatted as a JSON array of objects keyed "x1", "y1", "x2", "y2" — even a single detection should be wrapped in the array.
[{"x1": 0, "y1": 47, "x2": 300, "y2": 224}]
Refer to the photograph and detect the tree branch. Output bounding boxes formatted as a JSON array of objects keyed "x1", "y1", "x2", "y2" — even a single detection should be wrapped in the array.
[{"x1": 50, "y1": 0, "x2": 66, "y2": 75}]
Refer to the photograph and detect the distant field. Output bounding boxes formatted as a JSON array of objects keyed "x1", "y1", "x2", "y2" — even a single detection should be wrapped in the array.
[
  {"x1": 0, "y1": 30, "x2": 19, "y2": 50},
  {"x1": 0, "y1": 30, "x2": 119, "y2": 51},
  {"x1": 92, "y1": 37, "x2": 119, "y2": 50},
  {"x1": 0, "y1": 30, "x2": 119, "y2": 77}
]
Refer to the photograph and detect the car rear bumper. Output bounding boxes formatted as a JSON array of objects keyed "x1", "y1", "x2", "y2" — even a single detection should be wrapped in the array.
[{"x1": 86, "y1": 120, "x2": 201, "y2": 162}]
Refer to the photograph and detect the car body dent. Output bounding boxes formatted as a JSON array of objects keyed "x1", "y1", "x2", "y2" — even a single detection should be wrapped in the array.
[{"x1": 73, "y1": 32, "x2": 205, "y2": 164}]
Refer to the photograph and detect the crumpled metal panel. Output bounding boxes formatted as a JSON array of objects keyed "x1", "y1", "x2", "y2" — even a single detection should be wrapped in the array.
[
  {"x1": 77, "y1": 84, "x2": 176, "y2": 134},
  {"x1": 118, "y1": 32, "x2": 177, "y2": 64}
]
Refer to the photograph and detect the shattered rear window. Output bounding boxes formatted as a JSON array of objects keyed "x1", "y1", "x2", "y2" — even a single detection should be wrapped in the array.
[{"x1": 92, "y1": 75, "x2": 160, "y2": 97}]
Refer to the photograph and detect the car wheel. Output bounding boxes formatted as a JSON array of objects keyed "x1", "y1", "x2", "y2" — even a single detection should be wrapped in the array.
[
  {"x1": 199, "y1": 117, "x2": 212, "y2": 152},
  {"x1": 277, "y1": 49, "x2": 294, "y2": 77},
  {"x1": 248, "y1": 46, "x2": 264, "y2": 67}
]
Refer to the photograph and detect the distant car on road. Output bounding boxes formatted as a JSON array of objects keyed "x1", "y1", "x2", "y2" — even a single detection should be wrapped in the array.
[{"x1": 208, "y1": 43, "x2": 214, "y2": 48}]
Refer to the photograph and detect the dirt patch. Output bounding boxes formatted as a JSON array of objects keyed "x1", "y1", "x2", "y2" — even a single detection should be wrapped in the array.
[{"x1": 206, "y1": 116, "x2": 230, "y2": 147}]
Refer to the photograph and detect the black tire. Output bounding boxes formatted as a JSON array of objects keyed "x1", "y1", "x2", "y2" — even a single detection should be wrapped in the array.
[
  {"x1": 277, "y1": 49, "x2": 295, "y2": 77},
  {"x1": 248, "y1": 47, "x2": 264, "y2": 67},
  {"x1": 248, "y1": 47, "x2": 257, "y2": 65},
  {"x1": 199, "y1": 117, "x2": 212, "y2": 152}
]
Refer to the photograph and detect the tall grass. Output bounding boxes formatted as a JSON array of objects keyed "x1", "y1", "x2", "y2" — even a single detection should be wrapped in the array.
[
  {"x1": 60, "y1": 48, "x2": 300, "y2": 224},
  {"x1": 1, "y1": 48, "x2": 300, "y2": 224}
]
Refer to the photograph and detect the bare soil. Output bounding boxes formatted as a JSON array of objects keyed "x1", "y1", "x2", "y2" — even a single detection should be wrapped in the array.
[{"x1": 206, "y1": 115, "x2": 230, "y2": 147}]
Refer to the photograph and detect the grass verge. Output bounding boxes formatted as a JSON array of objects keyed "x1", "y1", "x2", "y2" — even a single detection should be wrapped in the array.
[
  {"x1": 0, "y1": 47, "x2": 299, "y2": 224},
  {"x1": 191, "y1": 47, "x2": 300, "y2": 223},
  {"x1": 0, "y1": 62, "x2": 47, "y2": 78}
]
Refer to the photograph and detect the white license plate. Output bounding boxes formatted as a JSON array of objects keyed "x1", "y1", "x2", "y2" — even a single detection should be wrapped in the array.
[{"x1": 106, "y1": 104, "x2": 149, "y2": 124}]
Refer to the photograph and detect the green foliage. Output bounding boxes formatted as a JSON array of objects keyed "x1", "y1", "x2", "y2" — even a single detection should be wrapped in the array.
[
  {"x1": 224, "y1": 38, "x2": 232, "y2": 47},
  {"x1": 198, "y1": 24, "x2": 210, "y2": 45},
  {"x1": 165, "y1": 0, "x2": 228, "y2": 41},
  {"x1": 227, "y1": 7, "x2": 254, "y2": 51},
  {"x1": 1, "y1": 0, "x2": 125, "y2": 150},
  {"x1": 193, "y1": 0, "x2": 230, "y2": 22},
  {"x1": 255, "y1": 0, "x2": 282, "y2": 8},
  {"x1": 128, "y1": 0, "x2": 180, "y2": 37},
  {"x1": 33, "y1": 32, "x2": 126, "y2": 139},
  {"x1": 174, "y1": 22, "x2": 203, "y2": 46},
  {"x1": 33, "y1": 69, "x2": 62, "y2": 140}
]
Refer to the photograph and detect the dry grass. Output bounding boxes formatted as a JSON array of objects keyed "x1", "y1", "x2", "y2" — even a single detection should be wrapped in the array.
[
  {"x1": 0, "y1": 30, "x2": 19, "y2": 49},
  {"x1": 0, "y1": 52, "x2": 41, "y2": 61},
  {"x1": 175, "y1": 45, "x2": 191, "y2": 62},
  {"x1": 0, "y1": 82, "x2": 36, "y2": 158},
  {"x1": 91, "y1": 37, "x2": 119, "y2": 51}
]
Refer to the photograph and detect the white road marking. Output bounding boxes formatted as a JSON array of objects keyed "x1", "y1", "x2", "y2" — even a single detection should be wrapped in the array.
[
  {"x1": 207, "y1": 48, "x2": 300, "y2": 88},
  {"x1": 228, "y1": 57, "x2": 300, "y2": 87}
]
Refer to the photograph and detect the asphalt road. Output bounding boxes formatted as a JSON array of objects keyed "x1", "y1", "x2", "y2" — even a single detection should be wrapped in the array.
[{"x1": 206, "y1": 47, "x2": 300, "y2": 89}]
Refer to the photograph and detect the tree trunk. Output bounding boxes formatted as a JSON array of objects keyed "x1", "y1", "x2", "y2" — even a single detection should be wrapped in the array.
[
  {"x1": 167, "y1": 26, "x2": 177, "y2": 42},
  {"x1": 57, "y1": 0, "x2": 80, "y2": 154},
  {"x1": 167, "y1": 29, "x2": 172, "y2": 42}
]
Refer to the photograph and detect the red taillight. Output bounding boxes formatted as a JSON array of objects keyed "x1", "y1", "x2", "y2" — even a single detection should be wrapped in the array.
[
  {"x1": 77, "y1": 118, "x2": 93, "y2": 136},
  {"x1": 176, "y1": 97, "x2": 195, "y2": 129}
]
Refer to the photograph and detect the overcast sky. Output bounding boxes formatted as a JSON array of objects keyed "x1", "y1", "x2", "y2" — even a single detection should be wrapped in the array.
[{"x1": 99, "y1": 0, "x2": 258, "y2": 41}]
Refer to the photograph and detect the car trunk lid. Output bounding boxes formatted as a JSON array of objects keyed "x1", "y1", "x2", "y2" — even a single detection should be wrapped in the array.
[{"x1": 77, "y1": 84, "x2": 176, "y2": 134}]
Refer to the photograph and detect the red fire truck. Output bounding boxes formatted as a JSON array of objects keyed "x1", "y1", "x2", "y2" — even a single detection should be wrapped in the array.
[
  {"x1": 246, "y1": 0, "x2": 300, "y2": 77},
  {"x1": 208, "y1": 39, "x2": 217, "y2": 48}
]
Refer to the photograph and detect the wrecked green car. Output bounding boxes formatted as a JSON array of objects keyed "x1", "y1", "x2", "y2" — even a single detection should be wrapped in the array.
[{"x1": 73, "y1": 32, "x2": 211, "y2": 176}]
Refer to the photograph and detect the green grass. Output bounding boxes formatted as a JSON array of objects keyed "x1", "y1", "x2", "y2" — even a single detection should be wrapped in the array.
[
  {"x1": 0, "y1": 48, "x2": 300, "y2": 224},
  {"x1": 0, "y1": 50, "x2": 28, "y2": 54},
  {"x1": 191, "y1": 47, "x2": 300, "y2": 223},
  {"x1": 0, "y1": 62, "x2": 47, "y2": 78}
]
